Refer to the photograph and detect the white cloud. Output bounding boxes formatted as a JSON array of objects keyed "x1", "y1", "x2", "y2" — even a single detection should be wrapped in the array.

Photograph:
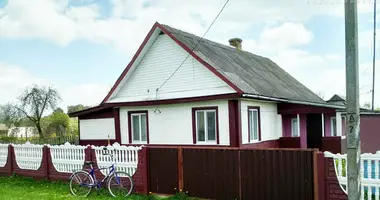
[
  {"x1": 0, "y1": 62, "x2": 110, "y2": 111},
  {"x1": 0, "y1": 0, "x2": 373, "y2": 54},
  {"x1": 0, "y1": 63, "x2": 49, "y2": 103},
  {"x1": 259, "y1": 23, "x2": 314, "y2": 49},
  {"x1": 0, "y1": 0, "x2": 378, "y2": 108},
  {"x1": 59, "y1": 83, "x2": 110, "y2": 109}
]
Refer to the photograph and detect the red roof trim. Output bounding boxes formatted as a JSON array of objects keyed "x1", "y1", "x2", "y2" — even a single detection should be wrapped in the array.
[
  {"x1": 157, "y1": 23, "x2": 244, "y2": 94},
  {"x1": 70, "y1": 93, "x2": 240, "y2": 117},
  {"x1": 106, "y1": 93, "x2": 239, "y2": 107},
  {"x1": 101, "y1": 22, "x2": 161, "y2": 104}
]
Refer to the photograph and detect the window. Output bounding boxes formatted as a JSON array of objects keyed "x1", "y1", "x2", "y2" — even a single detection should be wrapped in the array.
[
  {"x1": 192, "y1": 107, "x2": 219, "y2": 144},
  {"x1": 291, "y1": 118, "x2": 299, "y2": 137},
  {"x1": 331, "y1": 117, "x2": 337, "y2": 136},
  {"x1": 128, "y1": 111, "x2": 149, "y2": 143},
  {"x1": 248, "y1": 107, "x2": 261, "y2": 142}
]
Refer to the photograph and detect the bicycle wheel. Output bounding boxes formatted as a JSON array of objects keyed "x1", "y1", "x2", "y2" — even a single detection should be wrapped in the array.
[
  {"x1": 69, "y1": 170, "x2": 94, "y2": 197},
  {"x1": 107, "y1": 171, "x2": 134, "y2": 197}
]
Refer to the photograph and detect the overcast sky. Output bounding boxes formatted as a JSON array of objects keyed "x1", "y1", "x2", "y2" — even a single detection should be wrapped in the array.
[{"x1": 0, "y1": 0, "x2": 378, "y2": 110}]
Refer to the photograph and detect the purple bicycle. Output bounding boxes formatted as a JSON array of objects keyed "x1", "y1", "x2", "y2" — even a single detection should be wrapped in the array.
[{"x1": 68, "y1": 147, "x2": 134, "y2": 198}]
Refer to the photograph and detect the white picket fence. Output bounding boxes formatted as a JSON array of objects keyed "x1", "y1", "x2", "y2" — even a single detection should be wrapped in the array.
[
  {"x1": 0, "y1": 144, "x2": 8, "y2": 167},
  {"x1": 13, "y1": 142, "x2": 44, "y2": 170},
  {"x1": 0, "y1": 142, "x2": 142, "y2": 177},
  {"x1": 92, "y1": 143, "x2": 142, "y2": 176},
  {"x1": 325, "y1": 151, "x2": 380, "y2": 200},
  {"x1": 48, "y1": 142, "x2": 87, "y2": 173}
]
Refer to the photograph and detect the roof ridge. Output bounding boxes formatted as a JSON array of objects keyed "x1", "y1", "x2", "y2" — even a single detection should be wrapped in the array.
[
  {"x1": 160, "y1": 24, "x2": 270, "y2": 60},
  {"x1": 160, "y1": 23, "x2": 326, "y2": 104}
]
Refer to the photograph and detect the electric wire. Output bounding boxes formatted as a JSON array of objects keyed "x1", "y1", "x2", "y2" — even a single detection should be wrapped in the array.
[{"x1": 156, "y1": 0, "x2": 230, "y2": 92}]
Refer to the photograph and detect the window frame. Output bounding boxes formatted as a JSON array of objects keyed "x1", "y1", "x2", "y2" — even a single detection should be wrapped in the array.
[
  {"x1": 128, "y1": 110, "x2": 149, "y2": 144},
  {"x1": 192, "y1": 106, "x2": 219, "y2": 145},
  {"x1": 248, "y1": 106, "x2": 261, "y2": 142},
  {"x1": 331, "y1": 116, "x2": 337, "y2": 136},
  {"x1": 291, "y1": 117, "x2": 299, "y2": 137}
]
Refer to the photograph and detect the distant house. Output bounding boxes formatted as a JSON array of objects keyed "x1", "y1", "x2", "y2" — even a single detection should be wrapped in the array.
[
  {"x1": 8, "y1": 127, "x2": 37, "y2": 138},
  {"x1": 327, "y1": 94, "x2": 380, "y2": 153},
  {"x1": 0, "y1": 124, "x2": 7, "y2": 137},
  {"x1": 69, "y1": 22, "x2": 353, "y2": 153}
]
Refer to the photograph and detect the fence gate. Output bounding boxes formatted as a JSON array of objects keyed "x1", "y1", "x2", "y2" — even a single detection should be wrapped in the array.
[
  {"x1": 183, "y1": 148, "x2": 240, "y2": 200},
  {"x1": 148, "y1": 148, "x2": 178, "y2": 194},
  {"x1": 240, "y1": 149, "x2": 315, "y2": 200}
]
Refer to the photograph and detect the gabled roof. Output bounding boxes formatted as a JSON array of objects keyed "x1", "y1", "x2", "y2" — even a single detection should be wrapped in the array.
[
  {"x1": 102, "y1": 22, "x2": 326, "y2": 104},
  {"x1": 327, "y1": 94, "x2": 346, "y2": 106}
]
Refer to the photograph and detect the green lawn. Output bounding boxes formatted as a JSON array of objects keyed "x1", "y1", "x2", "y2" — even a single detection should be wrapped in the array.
[{"x1": 0, "y1": 175, "x2": 196, "y2": 200}]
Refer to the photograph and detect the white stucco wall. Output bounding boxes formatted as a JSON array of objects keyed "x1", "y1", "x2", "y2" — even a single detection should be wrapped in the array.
[
  {"x1": 119, "y1": 100, "x2": 230, "y2": 145},
  {"x1": 80, "y1": 118, "x2": 115, "y2": 140},
  {"x1": 241, "y1": 99, "x2": 282, "y2": 144}
]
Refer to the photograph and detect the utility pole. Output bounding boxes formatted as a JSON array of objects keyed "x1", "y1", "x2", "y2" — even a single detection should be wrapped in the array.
[
  {"x1": 372, "y1": 0, "x2": 377, "y2": 111},
  {"x1": 345, "y1": 1, "x2": 361, "y2": 200}
]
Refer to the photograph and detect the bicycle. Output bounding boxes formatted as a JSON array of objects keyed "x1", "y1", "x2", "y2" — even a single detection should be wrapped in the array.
[{"x1": 68, "y1": 147, "x2": 134, "y2": 198}]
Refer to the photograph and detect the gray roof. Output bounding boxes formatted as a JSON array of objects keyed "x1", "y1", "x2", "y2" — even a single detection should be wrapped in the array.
[
  {"x1": 162, "y1": 24, "x2": 326, "y2": 104},
  {"x1": 327, "y1": 94, "x2": 346, "y2": 106}
]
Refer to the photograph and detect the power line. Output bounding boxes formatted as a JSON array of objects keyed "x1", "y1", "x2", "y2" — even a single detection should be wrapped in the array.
[
  {"x1": 156, "y1": 0, "x2": 230, "y2": 91},
  {"x1": 372, "y1": 0, "x2": 377, "y2": 110}
]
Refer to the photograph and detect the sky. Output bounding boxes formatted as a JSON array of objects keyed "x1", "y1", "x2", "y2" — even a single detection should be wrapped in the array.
[{"x1": 0, "y1": 0, "x2": 379, "y2": 111}]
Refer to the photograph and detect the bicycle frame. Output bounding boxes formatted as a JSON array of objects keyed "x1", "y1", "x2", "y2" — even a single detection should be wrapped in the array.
[
  {"x1": 87, "y1": 164, "x2": 115, "y2": 189},
  {"x1": 81, "y1": 151, "x2": 122, "y2": 189}
]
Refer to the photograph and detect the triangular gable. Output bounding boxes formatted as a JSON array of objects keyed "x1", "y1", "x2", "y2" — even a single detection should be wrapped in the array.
[{"x1": 101, "y1": 22, "x2": 241, "y2": 104}]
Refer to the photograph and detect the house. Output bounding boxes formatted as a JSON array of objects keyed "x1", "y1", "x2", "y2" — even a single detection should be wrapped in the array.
[
  {"x1": 0, "y1": 124, "x2": 7, "y2": 137},
  {"x1": 69, "y1": 22, "x2": 348, "y2": 153},
  {"x1": 7, "y1": 127, "x2": 37, "y2": 138},
  {"x1": 327, "y1": 94, "x2": 380, "y2": 153}
]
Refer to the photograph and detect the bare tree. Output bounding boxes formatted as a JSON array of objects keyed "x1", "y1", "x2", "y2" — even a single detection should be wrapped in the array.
[
  {"x1": 316, "y1": 91, "x2": 325, "y2": 100},
  {"x1": 6, "y1": 85, "x2": 61, "y2": 138}
]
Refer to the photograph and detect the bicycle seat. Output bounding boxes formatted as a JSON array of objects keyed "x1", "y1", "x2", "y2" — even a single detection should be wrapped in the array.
[{"x1": 84, "y1": 161, "x2": 94, "y2": 165}]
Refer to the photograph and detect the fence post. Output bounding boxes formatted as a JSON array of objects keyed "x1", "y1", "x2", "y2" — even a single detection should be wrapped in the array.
[
  {"x1": 177, "y1": 147, "x2": 184, "y2": 191},
  {"x1": 313, "y1": 149, "x2": 319, "y2": 200},
  {"x1": 8, "y1": 145, "x2": 13, "y2": 176},
  {"x1": 43, "y1": 145, "x2": 49, "y2": 180}
]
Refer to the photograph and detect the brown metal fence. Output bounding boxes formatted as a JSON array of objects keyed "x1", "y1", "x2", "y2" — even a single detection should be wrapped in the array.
[
  {"x1": 147, "y1": 147, "x2": 316, "y2": 200},
  {"x1": 148, "y1": 148, "x2": 178, "y2": 194},
  {"x1": 240, "y1": 149, "x2": 314, "y2": 200},
  {"x1": 183, "y1": 148, "x2": 240, "y2": 200}
]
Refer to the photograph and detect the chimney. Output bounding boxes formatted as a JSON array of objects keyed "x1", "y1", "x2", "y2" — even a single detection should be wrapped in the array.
[{"x1": 228, "y1": 38, "x2": 242, "y2": 51}]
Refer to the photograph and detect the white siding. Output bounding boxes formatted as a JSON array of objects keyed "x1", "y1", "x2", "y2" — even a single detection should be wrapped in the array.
[
  {"x1": 108, "y1": 34, "x2": 234, "y2": 103},
  {"x1": 119, "y1": 100, "x2": 230, "y2": 145},
  {"x1": 80, "y1": 118, "x2": 115, "y2": 140},
  {"x1": 241, "y1": 99, "x2": 282, "y2": 144}
]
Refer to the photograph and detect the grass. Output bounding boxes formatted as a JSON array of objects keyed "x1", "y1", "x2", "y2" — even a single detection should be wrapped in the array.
[{"x1": 0, "y1": 175, "x2": 198, "y2": 200}]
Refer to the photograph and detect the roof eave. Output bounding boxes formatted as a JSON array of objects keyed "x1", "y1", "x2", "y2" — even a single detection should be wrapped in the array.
[
  {"x1": 242, "y1": 94, "x2": 345, "y2": 109},
  {"x1": 68, "y1": 105, "x2": 108, "y2": 118}
]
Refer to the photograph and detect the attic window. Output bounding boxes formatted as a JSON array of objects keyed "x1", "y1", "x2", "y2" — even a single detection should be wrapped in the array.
[{"x1": 159, "y1": 31, "x2": 164, "y2": 35}]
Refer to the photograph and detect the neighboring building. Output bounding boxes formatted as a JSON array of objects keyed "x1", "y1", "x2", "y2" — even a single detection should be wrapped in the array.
[
  {"x1": 8, "y1": 127, "x2": 37, "y2": 138},
  {"x1": 327, "y1": 94, "x2": 380, "y2": 153},
  {"x1": 69, "y1": 22, "x2": 349, "y2": 153},
  {"x1": 0, "y1": 124, "x2": 7, "y2": 137}
]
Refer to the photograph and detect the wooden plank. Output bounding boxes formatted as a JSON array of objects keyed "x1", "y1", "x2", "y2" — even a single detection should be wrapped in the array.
[{"x1": 177, "y1": 147, "x2": 183, "y2": 191}]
